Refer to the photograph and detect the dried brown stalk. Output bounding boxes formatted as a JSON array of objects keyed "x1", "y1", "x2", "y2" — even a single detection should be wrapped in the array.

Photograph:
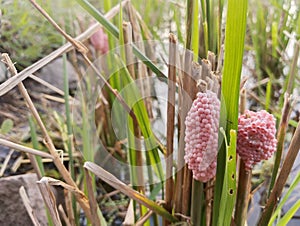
[
  {"x1": 123, "y1": 200, "x2": 135, "y2": 226},
  {"x1": 181, "y1": 50, "x2": 197, "y2": 216},
  {"x1": 37, "y1": 178, "x2": 62, "y2": 226},
  {"x1": 268, "y1": 93, "x2": 293, "y2": 193},
  {"x1": 0, "y1": 149, "x2": 14, "y2": 176},
  {"x1": 64, "y1": 189, "x2": 76, "y2": 226},
  {"x1": 136, "y1": 210, "x2": 153, "y2": 226},
  {"x1": 0, "y1": 137, "x2": 53, "y2": 159},
  {"x1": 165, "y1": 33, "x2": 177, "y2": 216},
  {"x1": 234, "y1": 88, "x2": 251, "y2": 226},
  {"x1": 19, "y1": 186, "x2": 41, "y2": 226},
  {"x1": 84, "y1": 168, "x2": 101, "y2": 226},
  {"x1": 126, "y1": 3, "x2": 153, "y2": 118},
  {"x1": 27, "y1": 153, "x2": 43, "y2": 179},
  {"x1": 235, "y1": 161, "x2": 252, "y2": 226},
  {"x1": 58, "y1": 205, "x2": 72, "y2": 226}
]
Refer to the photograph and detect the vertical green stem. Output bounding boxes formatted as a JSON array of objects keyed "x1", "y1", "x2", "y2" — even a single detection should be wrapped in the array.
[
  {"x1": 62, "y1": 54, "x2": 78, "y2": 224},
  {"x1": 62, "y1": 54, "x2": 74, "y2": 179},
  {"x1": 213, "y1": 0, "x2": 248, "y2": 225},
  {"x1": 29, "y1": 116, "x2": 45, "y2": 177},
  {"x1": 191, "y1": 180, "x2": 204, "y2": 225},
  {"x1": 268, "y1": 94, "x2": 292, "y2": 195}
]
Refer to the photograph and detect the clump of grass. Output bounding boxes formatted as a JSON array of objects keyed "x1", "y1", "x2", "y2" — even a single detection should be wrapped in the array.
[{"x1": 0, "y1": 0, "x2": 299, "y2": 226}]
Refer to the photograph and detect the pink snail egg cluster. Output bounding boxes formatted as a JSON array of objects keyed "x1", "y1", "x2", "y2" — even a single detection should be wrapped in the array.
[
  {"x1": 237, "y1": 110, "x2": 277, "y2": 170},
  {"x1": 184, "y1": 91, "x2": 220, "y2": 182},
  {"x1": 90, "y1": 26, "x2": 109, "y2": 54}
]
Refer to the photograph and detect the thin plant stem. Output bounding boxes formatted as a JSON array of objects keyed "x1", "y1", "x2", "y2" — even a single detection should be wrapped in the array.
[
  {"x1": 0, "y1": 137, "x2": 53, "y2": 159},
  {"x1": 258, "y1": 119, "x2": 300, "y2": 225},
  {"x1": 191, "y1": 181, "x2": 204, "y2": 225},
  {"x1": 268, "y1": 93, "x2": 293, "y2": 195},
  {"x1": 84, "y1": 168, "x2": 101, "y2": 226},
  {"x1": 62, "y1": 53, "x2": 77, "y2": 223},
  {"x1": 180, "y1": 0, "x2": 198, "y2": 216},
  {"x1": 27, "y1": 153, "x2": 42, "y2": 179},
  {"x1": 165, "y1": 33, "x2": 177, "y2": 224},
  {"x1": 29, "y1": 0, "x2": 88, "y2": 55},
  {"x1": 180, "y1": 50, "x2": 196, "y2": 217},
  {"x1": 285, "y1": 41, "x2": 299, "y2": 96},
  {"x1": 234, "y1": 88, "x2": 250, "y2": 226}
]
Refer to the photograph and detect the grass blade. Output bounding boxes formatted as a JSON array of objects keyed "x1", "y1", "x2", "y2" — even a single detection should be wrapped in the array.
[
  {"x1": 277, "y1": 200, "x2": 300, "y2": 226},
  {"x1": 269, "y1": 170, "x2": 300, "y2": 226},
  {"x1": 213, "y1": 0, "x2": 248, "y2": 225},
  {"x1": 218, "y1": 129, "x2": 237, "y2": 226},
  {"x1": 192, "y1": 0, "x2": 199, "y2": 60}
]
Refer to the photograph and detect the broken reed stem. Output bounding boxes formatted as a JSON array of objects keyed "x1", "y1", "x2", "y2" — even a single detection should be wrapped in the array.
[
  {"x1": 19, "y1": 186, "x2": 41, "y2": 226},
  {"x1": 84, "y1": 168, "x2": 101, "y2": 226},
  {"x1": 135, "y1": 210, "x2": 153, "y2": 226},
  {"x1": 37, "y1": 178, "x2": 62, "y2": 226},
  {"x1": 0, "y1": 149, "x2": 13, "y2": 177},
  {"x1": 180, "y1": 0, "x2": 199, "y2": 216},
  {"x1": 58, "y1": 205, "x2": 72, "y2": 226},
  {"x1": 126, "y1": 3, "x2": 153, "y2": 119},
  {"x1": 235, "y1": 161, "x2": 252, "y2": 226},
  {"x1": 27, "y1": 153, "x2": 42, "y2": 179},
  {"x1": 181, "y1": 50, "x2": 197, "y2": 216},
  {"x1": 1, "y1": 53, "x2": 92, "y2": 221},
  {"x1": 123, "y1": 21, "x2": 145, "y2": 194},
  {"x1": 64, "y1": 189, "x2": 76, "y2": 226},
  {"x1": 234, "y1": 88, "x2": 250, "y2": 226},
  {"x1": 174, "y1": 51, "x2": 194, "y2": 215},
  {"x1": 165, "y1": 33, "x2": 177, "y2": 222},
  {"x1": 0, "y1": 137, "x2": 53, "y2": 159},
  {"x1": 258, "y1": 119, "x2": 300, "y2": 225},
  {"x1": 268, "y1": 93, "x2": 293, "y2": 195}
]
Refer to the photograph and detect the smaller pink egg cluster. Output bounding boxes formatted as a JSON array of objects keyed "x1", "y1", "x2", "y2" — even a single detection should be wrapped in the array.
[
  {"x1": 184, "y1": 91, "x2": 220, "y2": 182},
  {"x1": 237, "y1": 110, "x2": 277, "y2": 170},
  {"x1": 90, "y1": 26, "x2": 109, "y2": 54}
]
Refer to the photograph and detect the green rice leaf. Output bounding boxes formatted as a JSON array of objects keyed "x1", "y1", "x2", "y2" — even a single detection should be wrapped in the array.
[{"x1": 213, "y1": 0, "x2": 248, "y2": 225}]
